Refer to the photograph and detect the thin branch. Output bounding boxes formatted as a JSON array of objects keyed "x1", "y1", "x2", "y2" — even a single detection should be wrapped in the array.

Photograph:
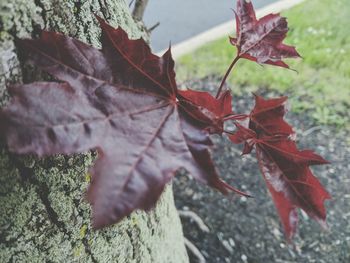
[
  {"x1": 215, "y1": 55, "x2": 240, "y2": 98},
  {"x1": 129, "y1": 0, "x2": 135, "y2": 8},
  {"x1": 132, "y1": 0, "x2": 149, "y2": 21},
  {"x1": 147, "y1": 22, "x2": 160, "y2": 33}
]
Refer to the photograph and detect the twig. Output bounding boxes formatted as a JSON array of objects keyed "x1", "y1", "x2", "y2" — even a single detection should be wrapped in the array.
[
  {"x1": 147, "y1": 22, "x2": 160, "y2": 33},
  {"x1": 301, "y1": 125, "x2": 323, "y2": 137},
  {"x1": 129, "y1": 0, "x2": 135, "y2": 8},
  {"x1": 184, "y1": 237, "x2": 206, "y2": 263},
  {"x1": 216, "y1": 55, "x2": 240, "y2": 98},
  {"x1": 132, "y1": 0, "x2": 149, "y2": 21},
  {"x1": 178, "y1": 210, "x2": 210, "y2": 233}
]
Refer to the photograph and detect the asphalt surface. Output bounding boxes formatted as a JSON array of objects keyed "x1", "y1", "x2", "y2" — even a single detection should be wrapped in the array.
[{"x1": 141, "y1": 0, "x2": 278, "y2": 52}]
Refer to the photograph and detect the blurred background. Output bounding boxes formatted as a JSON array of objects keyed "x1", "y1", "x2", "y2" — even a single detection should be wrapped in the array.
[
  {"x1": 142, "y1": 0, "x2": 277, "y2": 52},
  {"x1": 134, "y1": 0, "x2": 350, "y2": 262}
]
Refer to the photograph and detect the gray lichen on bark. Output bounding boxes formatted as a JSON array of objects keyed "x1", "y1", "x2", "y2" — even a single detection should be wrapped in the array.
[{"x1": 0, "y1": 1, "x2": 189, "y2": 262}]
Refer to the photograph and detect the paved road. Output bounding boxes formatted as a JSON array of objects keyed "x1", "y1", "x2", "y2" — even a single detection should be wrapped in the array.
[{"x1": 142, "y1": 0, "x2": 279, "y2": 52}]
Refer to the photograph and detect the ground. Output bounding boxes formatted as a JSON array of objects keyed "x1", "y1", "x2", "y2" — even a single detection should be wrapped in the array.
[{"x1": 172, "y1": 0, "x2": 350, "y2": 262}]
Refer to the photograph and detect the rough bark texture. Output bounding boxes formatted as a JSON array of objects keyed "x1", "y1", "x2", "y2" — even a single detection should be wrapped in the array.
[{"x1": 0, "y1": 1, "x2": 189, "y2": 262}]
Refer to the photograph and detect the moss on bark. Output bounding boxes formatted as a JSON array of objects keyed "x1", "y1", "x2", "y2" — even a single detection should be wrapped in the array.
[{"x1": 0, "y1": 1, "x2": 188, "y2": 262}]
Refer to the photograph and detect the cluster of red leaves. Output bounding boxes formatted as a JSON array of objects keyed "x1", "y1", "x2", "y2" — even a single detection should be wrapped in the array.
[
  {"x1": 0, "y1": 0, "x2": 330, "y2": 239},
  {"x1": 226, "y1": 0, "x2": 329, "y2": 239},
  {"x1": 229, "y1": 95, "x2": 330, "y2": 239}
]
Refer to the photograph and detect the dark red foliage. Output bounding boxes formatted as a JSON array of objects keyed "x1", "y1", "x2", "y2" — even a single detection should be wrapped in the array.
[
  {"x1": 0, "y1": 4, "x2": 330, "y2": 241},
  {"x1": 178, "y1": 89, "x2": 233, "y2": 134},
  {"x1": 229, "y1": 95, "x2": 330, "y2": 239},
  {"x1": 0, "y1": 17, "x2": 247, "y2": 229},
  {"x1": 230, "y1": 0, "x2": 301, "y2": 68}
]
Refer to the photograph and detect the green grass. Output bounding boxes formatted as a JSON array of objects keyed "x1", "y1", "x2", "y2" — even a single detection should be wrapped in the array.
[{"x1": 176, "y1": 0, "x2": 350, "y2": 128}]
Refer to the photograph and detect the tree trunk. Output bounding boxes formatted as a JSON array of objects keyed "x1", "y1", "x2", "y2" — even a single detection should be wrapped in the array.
[{"x1": 0, "y1": 1, "x2": 189, "y2": 262}]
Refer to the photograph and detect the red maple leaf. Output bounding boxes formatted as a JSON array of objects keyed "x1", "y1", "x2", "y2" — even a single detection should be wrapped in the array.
[
  {"x1": 230, "y1": 95, "x2": 331, "y2": 239},
  {"x1": 230, "y1": 0, "x2": 301, "y2": 68},
  {"x1": 178, "y1": 89, "x2": 233, "y2": 134},
  {"x1": 0, "y1": 17, "x2": 248, "y2": 229}
]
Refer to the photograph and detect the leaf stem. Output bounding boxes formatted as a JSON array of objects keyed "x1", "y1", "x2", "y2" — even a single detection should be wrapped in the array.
[
  {"x1": 216, "y1": 55, "x2": 240, "y2": 99},
  {"x1": 223, "y1": 129, "x2": 235, "y2": 135},
  {"x1": 223, "y1": 113, "x2": 249, "y2": 122}
]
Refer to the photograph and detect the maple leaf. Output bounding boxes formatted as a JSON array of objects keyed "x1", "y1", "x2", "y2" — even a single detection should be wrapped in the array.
[
  {"x1": 230, "y1": 0, "x2": 301, "y2": 68},
  {"x1": 0, "y1": 17, "x2": 248, "y2": 229},
  {"x1": 178, "y1": 89, "x2": 233, "y2": 134},
  {"x1": 230, "y1": 95, "x2": 330, "y2": 239},
  {"x1": 256, "y1": 138, "x2": 330, "y2": 240},
  {"x1": 249, "y1": 94, "x2": 294, "y2": 136}
]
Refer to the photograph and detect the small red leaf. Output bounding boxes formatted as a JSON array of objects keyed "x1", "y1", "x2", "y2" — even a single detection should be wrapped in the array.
[
  {"x1": 231, "y1": 0, "x2": 301, "y2": 68},
  {"x1": 250, "y1": 94, "x2": 294, "y2": 136},
  {"x1": 256, "y1": 143, "x2": 331, "y2": 240},
  {"x1": 178, "y1": 89, "x2": 233, "y2": 134},
  {"x1": 230, "y1": 94, "x2": 330, "y2": 239},
  {"x1": 229, "y1": 122, "x2": 255, "y2": 155}
]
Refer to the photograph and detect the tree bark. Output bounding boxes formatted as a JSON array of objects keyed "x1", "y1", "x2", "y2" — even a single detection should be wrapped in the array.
[{"x1": 0, "y1": 1, "x2": 189, "y2": 262}]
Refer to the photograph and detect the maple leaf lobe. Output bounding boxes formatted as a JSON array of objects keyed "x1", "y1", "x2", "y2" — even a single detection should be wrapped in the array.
[{"x1": 232, "y1": 0, "x2": 301, "y2": 68}]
